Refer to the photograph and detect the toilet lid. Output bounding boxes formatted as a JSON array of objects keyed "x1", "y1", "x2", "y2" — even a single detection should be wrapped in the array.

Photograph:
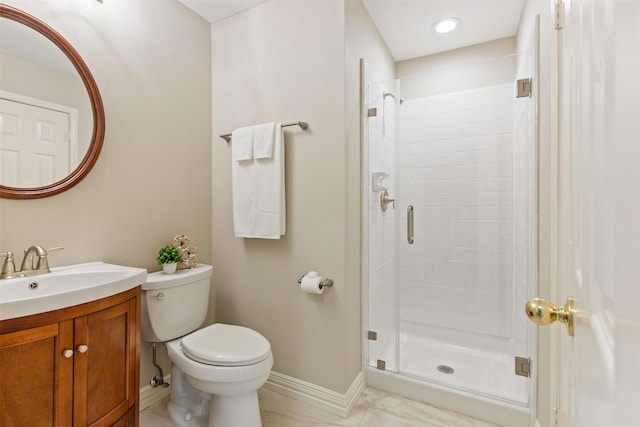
[{"x1": 181, "y1": 323, "x2": 271, "y2": 367}]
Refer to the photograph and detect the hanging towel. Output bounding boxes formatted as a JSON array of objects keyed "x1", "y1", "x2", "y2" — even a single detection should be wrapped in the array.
[
  {"x1": 253, "y1": 122, "x2": 276, "y2": 159},
  {"x1": 231, "y1": 126, "x2": 253, "y2": 161},
  {"x1": 232, "y1": 123, "x2": 286, "y2": 239}
]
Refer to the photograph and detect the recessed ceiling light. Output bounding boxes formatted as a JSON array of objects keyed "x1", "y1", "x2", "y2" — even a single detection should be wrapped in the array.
[{"x1": 433, "y1": 18, "x2": 461, "y2": 34}]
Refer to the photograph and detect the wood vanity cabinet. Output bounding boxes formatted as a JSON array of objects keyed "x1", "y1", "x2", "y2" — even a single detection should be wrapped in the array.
[{"x1": 0, "y1": 287, "x2": 140, "y2": 427}]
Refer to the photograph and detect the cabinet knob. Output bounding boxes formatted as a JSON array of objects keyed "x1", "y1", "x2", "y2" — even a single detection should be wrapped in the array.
[
  {"x1": 77, "y1": 344, "x2": 88, "y2": 353},
  {"x1": 63, "y1": 349, "x2": 73, "y2": 358}
]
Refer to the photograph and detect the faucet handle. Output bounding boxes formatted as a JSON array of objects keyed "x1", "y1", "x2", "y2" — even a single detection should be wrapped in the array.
[
  {"x1": 36, "y1": 247, "x2": 63, "y2": 272},
  {"x1": 0, "y1": 251, "x2": 17, "y2": 279}
]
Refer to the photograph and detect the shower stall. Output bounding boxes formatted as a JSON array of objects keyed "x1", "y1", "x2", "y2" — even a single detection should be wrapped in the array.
[{"x1": 363, "y1": 49, "x2": 538, "y2": 426}]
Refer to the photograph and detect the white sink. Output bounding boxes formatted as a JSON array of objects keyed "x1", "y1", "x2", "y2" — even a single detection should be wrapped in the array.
[{"x1": 0, "y1": 262, "x2": 147, "y2": 320}]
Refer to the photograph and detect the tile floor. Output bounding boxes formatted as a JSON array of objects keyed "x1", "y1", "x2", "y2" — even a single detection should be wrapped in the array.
[{"x1": 140, "y1": 386, "x2": 500, "y2": 427}]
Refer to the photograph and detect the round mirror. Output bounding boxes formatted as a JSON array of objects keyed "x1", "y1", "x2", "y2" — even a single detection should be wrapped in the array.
[{"x1": 0, "y1": 4, "x2": 104, "y2": 199}]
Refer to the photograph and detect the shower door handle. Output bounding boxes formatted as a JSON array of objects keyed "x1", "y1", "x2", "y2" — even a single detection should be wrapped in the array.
[{"x1": 407, "y1": 205, "x2": 414, "y2": 244}]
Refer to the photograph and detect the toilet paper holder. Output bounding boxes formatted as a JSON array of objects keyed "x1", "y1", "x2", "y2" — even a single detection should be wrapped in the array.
[{"x1": 297, "y1": 274, "x2": 334, "y2": 289}]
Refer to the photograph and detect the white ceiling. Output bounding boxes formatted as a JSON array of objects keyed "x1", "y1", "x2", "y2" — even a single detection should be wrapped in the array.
[
  {"x1": 178, "y1": 0, "x2": 525, "y2": 62},
  {"x1": 362, "y1": 0, "x2": 525, "y2": 61},
  {"x1": 178, "y1": 0, "x2": 269, "y2": 23}
]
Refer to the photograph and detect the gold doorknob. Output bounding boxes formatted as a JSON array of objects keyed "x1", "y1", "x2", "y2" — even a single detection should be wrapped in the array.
[{"x1": 525, "y1": 296, "x2": 575, "y2": 336}]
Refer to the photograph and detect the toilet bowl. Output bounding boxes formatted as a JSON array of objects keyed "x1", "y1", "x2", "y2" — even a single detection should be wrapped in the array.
[
  {"x1": 166, "y1": 331, "x2": 273, "y2": 426},
  {"x1": 140, "y1": 264, "x2": 273, "y2": 427}
]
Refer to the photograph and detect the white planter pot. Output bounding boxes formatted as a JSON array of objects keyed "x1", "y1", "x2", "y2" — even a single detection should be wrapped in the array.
[{"x1": 162, "y1": 263, "x2": 177, "y2": 274}]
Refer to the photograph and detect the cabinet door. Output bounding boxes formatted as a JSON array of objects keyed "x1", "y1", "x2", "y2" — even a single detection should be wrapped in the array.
[
  {"x1": 73, "y1": 298, "x2": 138, "y2": 427},
  {"x1": 0, "y1": 320, "x2": 73, "y2": 427},
  {"x1": 110, "y1": 407, "x2": 137, "y2": 427}
]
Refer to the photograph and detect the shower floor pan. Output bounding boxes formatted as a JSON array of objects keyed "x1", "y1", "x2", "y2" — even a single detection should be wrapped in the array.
[{"x1": 398, "y1": 332, "x2": 529, "y2": 405}]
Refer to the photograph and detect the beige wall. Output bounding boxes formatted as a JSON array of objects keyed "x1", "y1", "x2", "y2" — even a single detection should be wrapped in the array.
[
  {"x1": 211, "y1": 0, "x2": 361, "y2": 394},
  {"x1": 209, "y1": 0, "x2": 394, "y2": 395},
  {"x1": 0, "y1": 0, "x2": 212, "y2": 386},
  {"x1": 346, "y1": 0, "x2": 396, "y2": 85},
  {"x1": 396, "y1": 37, "x2": 517, "y2": 99}
]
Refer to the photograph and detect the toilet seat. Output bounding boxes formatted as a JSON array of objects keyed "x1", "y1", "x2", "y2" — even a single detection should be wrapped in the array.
[{"x1": 181, "y1": 323, "x2": 271, "y2": 367}]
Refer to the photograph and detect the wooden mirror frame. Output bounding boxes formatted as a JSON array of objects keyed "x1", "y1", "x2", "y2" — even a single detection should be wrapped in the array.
[{"x1": 0, "y1": 4, "x2": 105, "y2": 199}]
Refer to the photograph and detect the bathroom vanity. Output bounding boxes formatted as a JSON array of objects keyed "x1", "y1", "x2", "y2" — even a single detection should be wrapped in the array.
[
  {"x1": 0, "y1": 261, "x2": 146, "y2": 427},
  {"x1": 0, "y1": 287, "x2": 140, "y2": 427}
]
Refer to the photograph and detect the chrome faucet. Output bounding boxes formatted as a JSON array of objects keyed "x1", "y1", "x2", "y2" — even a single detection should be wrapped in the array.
[{"x1": 0, "y1": 246, "x2": 64, "y2": 279}]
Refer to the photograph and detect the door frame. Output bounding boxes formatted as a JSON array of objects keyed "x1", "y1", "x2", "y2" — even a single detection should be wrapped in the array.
[{"x1": 535, "y1": 0, "x2": 562, "y2": 426}]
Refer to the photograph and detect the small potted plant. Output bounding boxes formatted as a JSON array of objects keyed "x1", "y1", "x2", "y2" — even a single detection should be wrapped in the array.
[{"x1": 156, "y1": 245, "x2": 183, "y2": 274}]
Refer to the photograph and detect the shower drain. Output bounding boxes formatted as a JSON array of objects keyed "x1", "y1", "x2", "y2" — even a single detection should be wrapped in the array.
[{"x1": 436, "y1": 365, "x2": 454, "y2": 374}]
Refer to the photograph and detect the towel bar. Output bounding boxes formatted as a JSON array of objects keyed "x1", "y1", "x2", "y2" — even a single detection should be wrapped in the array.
[{"x1": 220, "y1": 121, "x2": 309, "y2": 142}]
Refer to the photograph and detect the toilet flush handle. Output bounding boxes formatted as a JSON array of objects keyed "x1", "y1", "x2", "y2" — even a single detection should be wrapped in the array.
[{"x1": 153, "y1": 292, "x2": 165, "y2": 300}]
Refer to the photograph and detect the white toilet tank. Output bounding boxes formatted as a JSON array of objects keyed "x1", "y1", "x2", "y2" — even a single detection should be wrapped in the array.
[{"x1": 141, "y1": 264, "x2": 213, "y2": 342}]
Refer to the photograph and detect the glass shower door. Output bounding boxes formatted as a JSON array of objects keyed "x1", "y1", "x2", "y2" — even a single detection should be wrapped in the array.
[
  {"x1": 393, "y1": 54, "x2": 536, "y2": 405},
  {"x1": 366, "y1": 79, "x2": 400, "y2": 373},
  {"x1": 366, "y1": 49, "x2": 538, "y2": 407}
]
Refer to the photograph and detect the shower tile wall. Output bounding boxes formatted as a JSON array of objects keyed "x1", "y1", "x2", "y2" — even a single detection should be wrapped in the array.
[
  {"x1": 367, "y1": 82, "x2": 397, "y2": 369},
  {"x1": 397, "y1": 84, "x2": 516, "y2": 343}
]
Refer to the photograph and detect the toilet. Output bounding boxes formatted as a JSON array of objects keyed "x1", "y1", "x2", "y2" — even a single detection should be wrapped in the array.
[{"x1": 140, "y1": 264, "x2": 273, "y2": 427}]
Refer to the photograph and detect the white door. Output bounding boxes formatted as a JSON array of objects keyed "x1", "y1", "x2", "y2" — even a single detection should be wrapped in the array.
[
  {"x1": 553, "y1": 0, "x2": 640, "y2": 425},
  {"x1": 0, "y1": 97, "x2": 71, "y2": 187}
]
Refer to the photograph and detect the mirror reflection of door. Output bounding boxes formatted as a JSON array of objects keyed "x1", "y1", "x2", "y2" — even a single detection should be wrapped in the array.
[
  {"x1": 0, "y1": 91, "x2": 77, "y2": 187},
  {"x1": 0, "y1": 12, "x2": 93, "y2": 193}
]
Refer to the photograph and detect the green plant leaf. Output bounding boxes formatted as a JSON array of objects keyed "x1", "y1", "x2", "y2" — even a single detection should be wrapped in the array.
[{"x1": 155, "y1": 244, "x2": 183, "y2": 265}]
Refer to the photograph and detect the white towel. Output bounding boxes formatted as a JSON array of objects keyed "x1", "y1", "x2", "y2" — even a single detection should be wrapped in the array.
[
  {"x1": 232, "y1": 123, "x2": 286, "y2": 239},
  {"x1": 231, "y1": 126, "x2": 253, "y2": 161},
  {"x1": 253, "y1": 122, "x2": 276, "y2": 159}
]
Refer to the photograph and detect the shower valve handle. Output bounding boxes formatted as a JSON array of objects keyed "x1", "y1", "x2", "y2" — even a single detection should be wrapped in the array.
[{"x1": 380, "y1": 190, "x2": 395, "y2": 211}]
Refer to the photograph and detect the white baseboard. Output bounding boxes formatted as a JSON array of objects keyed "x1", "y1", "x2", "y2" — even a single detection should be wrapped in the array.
[
  {"x1": 262, "y1": 370, "x2": 365, "y2": 418},
  {"x1": 139, "y1": 371, "x2": 365, "y2": 418},
  {"x1": 139, "y1": 374, "x2": 171, "y2": 412}
]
